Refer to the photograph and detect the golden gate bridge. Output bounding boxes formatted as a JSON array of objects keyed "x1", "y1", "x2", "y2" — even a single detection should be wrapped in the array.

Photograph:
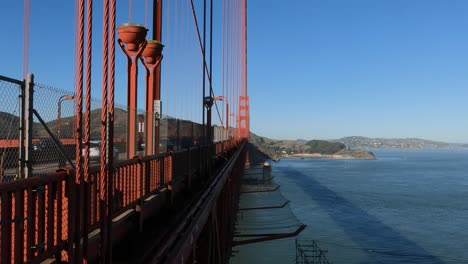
[{"x1": 0, "y1": 0, "x2": 304, "y2": 263}]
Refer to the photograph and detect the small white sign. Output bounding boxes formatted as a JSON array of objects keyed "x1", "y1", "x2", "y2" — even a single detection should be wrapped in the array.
[{"x1": 154, "y1": 100, "x2": 161, "y2": 120}]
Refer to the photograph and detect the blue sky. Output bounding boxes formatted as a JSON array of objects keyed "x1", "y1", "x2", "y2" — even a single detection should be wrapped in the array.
[
  {"x1": 1, "y1": 0, "x2": 467, "y2": 142},
  {"x1": 247, "y1": 0, "x2": 468, "y2": 142}
]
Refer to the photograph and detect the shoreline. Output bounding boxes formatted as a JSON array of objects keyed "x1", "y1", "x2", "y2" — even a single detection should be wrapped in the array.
[{"x1": 287, "y1": 152, "x2": 376, "y2": 160}]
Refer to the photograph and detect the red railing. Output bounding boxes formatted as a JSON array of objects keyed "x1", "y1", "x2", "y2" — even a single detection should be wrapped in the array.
[
  {"x1": 0, "y1": 139, "x2": 240, "y2": 263},
  {"x1": 0, "y1": 171, "x2": 69, "y2": 263}
]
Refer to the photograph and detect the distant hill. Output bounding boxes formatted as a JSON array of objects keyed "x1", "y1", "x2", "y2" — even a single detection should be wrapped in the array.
[
  {"x1": 0, "y1": 112, "x2": 20, "y2": 138},
  {"x1": 0, "y1": 112, "x2": 46, "y2": 138},
  {"x1": 42, "y1": 108, "x2": 130, "y2": 139},
  {"x1": 249, "y1": 133, "x2": 468, "y2": 160},
  {"x1": 0, "y1": 109, "x2": 203, "y2": 142},
  {"x1": 249, "y1": 132, "x2": 375, "y2": 160},
  {"x1": 0, "y1": 108, "x2": 131, "y2": 139},
  {"x1": 333, "y1": 136, "x2": 467, "y2": 150}
]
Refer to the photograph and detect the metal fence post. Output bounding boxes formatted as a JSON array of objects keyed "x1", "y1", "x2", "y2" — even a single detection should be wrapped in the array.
[
  {"x1": 18, "y1": 79, "x2": 26, "y2": 178},
  {"x1": 24, "y1": 73, "x2": 34, "y2": 178}
]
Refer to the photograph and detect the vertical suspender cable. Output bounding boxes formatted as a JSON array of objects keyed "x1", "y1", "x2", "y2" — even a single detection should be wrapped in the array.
[
  {"x1": 181, "y1": 1, "x2": 191, "y2": 120},
  {"x1": 244, "y1": 0, "x2": 247, "y2": 97},
  {"x1": 187, "y1": 2, "x2": 193, "y2": 123},
  {"x1": 240, "y1": 0, "x2": 243, "y2": 101},
  {"x1": 238, "y1": 0, "x2": 241, "y2": 129},
  {"x1": 235, "y1": 0, "x2": 238, "y2": 134},
  {"x1": 231, "y1": 0, "x2": 233, "y2": 131},
  {"x1": 221, "y1": 0, "x2": 225, "y2": 128},
  {"x1": 209, "y1": 0, "x2": 213, "y2": 124},
  {"x1": 182, "y1": 0, "x2": 188, "y2": 121},
  {"x1": 165, "y1": 0, "x2": 171, "y2": 120},
  {"x1": 188, "y1": 0, "x2": 222, "y2": 127},
  {"x1": 107, "y1": 0, "x2": 116, "y2": 261},
  {"x1": 202, "y1": 0, "x2": 206, "y2": 146},
  {"x1": 74, "y1": 0, "x2": 85, "y2": 191},
  {"x1": 237, "y1": 0, "x2": 241, "y2": 132},
  {"x1": 189, "y1": 0, "x2": 202, "y2": 124},
  {"x1": 244, "y1": 0, "x2": 248, "y2": 137},
  {"x1": 100, "y1": 0, "x2": 109, "y2": 206},
  {"x1": 174, "y1": 0, "x2": 179, "y2": 119},
  {"x1": 184, "y1": 0, "x2": 190, "y2": 122},
  {"x1": 209, "y1": 0, "x2": 213, "y2": 100},
  {"x1": 227, "y1": 0, "x2": 230, "y2": 129},
  {"x1": 72, "y1": 0, "x2": 85, "y2": 262},
  {"x1": 234, "y1": 0, "x2": 237, "y2": 134},
  {"x1": 236, "y1": 0, "x2": 238, "y2": 131},
  {"x1": 181, "y1": 0, "x2": 185, "y2": 121},
  {"x1": 83, "y1": 0, "x2": 93, "y2": 260},
  {"x1": 23, "y1": 0, "x2": 30, "y2": 78},
  {"x1": 227, "y1": 0, "x2": 230, "y2": 130},
  {"x1": 238, "y1": 0, "x2": 241, "y2": 126},
  {"x1": 145, "y1": 0, "x2": 149, "y2": 28},
  {"x1": 180, "y1": 0, "x2": 186, "y2": 120},
  {"x1": 232, "y1": 0, "x2": 235, "y2": 132},
  {"x1": 224, "y1": 0, "x2": 228, "y2": 136},
  {"x1": 229, "y1": 0, "x2": 233, "y2": 131},
  {"x1": 84, "y1": 0, "x2": 92, "y2": 204},
  {"x1": 129, "y1": 0, "x2": 133, "y2": 23},
  {"x1": 100, "y1": 0, "x2": 109, "y2": 262}
]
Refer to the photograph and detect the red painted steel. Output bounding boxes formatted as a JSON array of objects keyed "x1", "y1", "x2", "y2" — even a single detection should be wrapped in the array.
[
  {"x1": 141, "y1": 42, "x2": 163, "y2": 156},
  {"x1": 71, "y1": 0, "x2": 85, "y2": 262},
  {"x1": 100, "y1": 0, "x2": 111, "y2": 262},
  {"x1": 238, "y1": 95, "x2": 249, "y2": 139},
  {"x1": 108, "y1": 0, "x2": 116, "y2": 204},
  {"x1": 0, "y1": 140, "x2": 239, "y2": 263},
  {"x1": 117, "y1": 25, "x2": 148, "y2": 159},
  {"x1": 82, "y1": 0, "x2": 93, "y2": 261},
  {"x1": 0, "y1": 171, "x2": 69, "y2": 263},
  {"x1": 153, "y1": 0, "x2": 162, "y2": 155},
  {"x1": 143, "y1": 140, "x2": 246, "y2": 263}
]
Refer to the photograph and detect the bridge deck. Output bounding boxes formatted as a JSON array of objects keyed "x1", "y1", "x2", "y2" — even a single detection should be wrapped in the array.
[{"x1": 0, "y1": 140, "x2": 243, "y2": 263}]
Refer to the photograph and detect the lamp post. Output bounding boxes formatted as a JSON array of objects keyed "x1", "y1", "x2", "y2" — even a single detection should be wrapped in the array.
[
  {"x1": 203, "y1": 96, "x2": 214, "y2": 178},
  {"x1": 140, "y1": 40, "x2": 164, "y2": 155},
  {"x1": 203, "y1": 96, "x2": 214, "y2": 144},
  {"x1": 213, "y1": 96, "x2": 230, "y2": 141},
  {"x1": 117, "y1": 23, "x2": 148, "y2": 158},
  {"x1": 213, "y1": 96, "x2": 229, "y2": 130},
  {"x1": 57, "y1": 95, "x2": 74, "y2": 139}
]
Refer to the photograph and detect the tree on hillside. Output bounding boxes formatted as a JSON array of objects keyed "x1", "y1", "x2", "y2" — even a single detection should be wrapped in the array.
[{"x1": 305, "y1": 140, "x2": 345, "y2": 154}]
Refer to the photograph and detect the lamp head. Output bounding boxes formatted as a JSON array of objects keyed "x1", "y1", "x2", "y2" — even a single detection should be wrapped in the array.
[{"x1": 203, "y1": 96, "x2": 213, "y2": 108}]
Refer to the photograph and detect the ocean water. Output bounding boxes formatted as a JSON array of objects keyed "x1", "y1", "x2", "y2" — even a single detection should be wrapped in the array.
[{"x1": 232, "y1": 150, "x2": 468, "y2": 264}]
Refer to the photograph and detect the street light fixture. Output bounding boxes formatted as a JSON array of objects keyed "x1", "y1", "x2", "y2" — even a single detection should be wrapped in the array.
[{"x1": 57, "y1": 95, "x2": 75, "y2": 139}]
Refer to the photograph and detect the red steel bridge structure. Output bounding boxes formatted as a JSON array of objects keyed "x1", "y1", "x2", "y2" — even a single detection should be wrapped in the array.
[{"x1": 0, "y1": 0, "x2": 254, "y2": 263}]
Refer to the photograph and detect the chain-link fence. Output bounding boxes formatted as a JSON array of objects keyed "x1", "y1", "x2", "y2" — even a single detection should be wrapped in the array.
[
  {"x1": 0, "y1": 75, "x2": 23, "y2": 182},
  {"x1": 32, "y1": 82, "x2": 129, "y2": 172},
  {"x1": 31, "y1": 82, "x2": 77, "y2": 173},
  {"x1": 1, "y1": 73, "x2": 236, "y2": 177},
  {"x1": 29, "y1": 81, "x2": 206, "y2": 171}
]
